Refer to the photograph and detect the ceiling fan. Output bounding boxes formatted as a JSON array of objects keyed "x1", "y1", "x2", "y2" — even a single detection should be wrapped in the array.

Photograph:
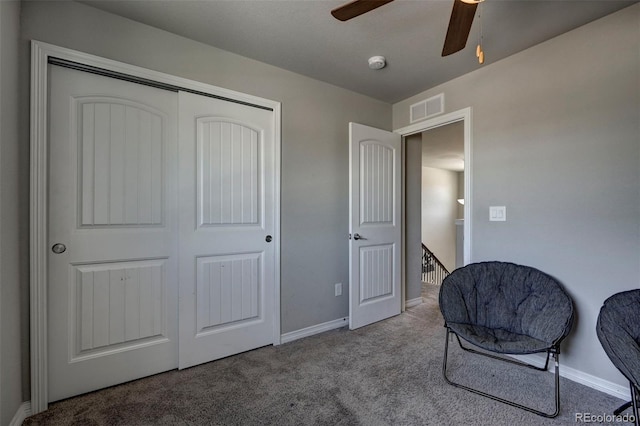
[{"x1": 331, "y1": 0, "x2": 483, "y2": 59}]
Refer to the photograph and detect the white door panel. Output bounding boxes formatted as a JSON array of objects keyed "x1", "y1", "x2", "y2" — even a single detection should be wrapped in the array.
[
  {"x1": 47, "y1": 65, "x2": 279, "y2": 401},
  {"x1": 349, "y1": 123, "x2": 402, "y2": 330},
  {"x1": 48, "y1": 66, "x2": 179, "y2": 402},
  {"x1": 178, "y1": 92, "x2": 276, "y2": 369}
]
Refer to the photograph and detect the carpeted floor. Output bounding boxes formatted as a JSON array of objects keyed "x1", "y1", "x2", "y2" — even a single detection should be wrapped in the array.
[{"x1": 24, "y1": 283, "x2": 629, "y2": 425}]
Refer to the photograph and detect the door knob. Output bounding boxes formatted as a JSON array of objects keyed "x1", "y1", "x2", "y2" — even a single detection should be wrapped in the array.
[
  {"x1": 51, "y1": 243, "x2": 67, "y2": 254},
  {"x1": 353, "y1": 233, "x2": 365, "y2": 240},
  {"x1": 265, "y1": 235, "x2": 273, "y2": 243}
]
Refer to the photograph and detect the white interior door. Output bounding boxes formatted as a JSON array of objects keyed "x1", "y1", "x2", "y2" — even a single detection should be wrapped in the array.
[
  {"x1": 349, "y1": 122, "x2": 402, "y2": 330},
  {"x1": 47, "y1": 65, "x2": 179, "y2": 402},
  {"x1": 178, "y1": 91, "x2": 277, "y2": 369}
]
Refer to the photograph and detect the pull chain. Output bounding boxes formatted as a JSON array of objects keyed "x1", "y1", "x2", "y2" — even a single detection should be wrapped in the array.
[{"x1": 476, "y1": 1, "x2": 485, "y2": 64}]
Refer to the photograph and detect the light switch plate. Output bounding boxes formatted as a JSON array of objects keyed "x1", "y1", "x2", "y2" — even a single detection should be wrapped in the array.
[{"x1": 490, "y1": 206, "x2": 506, "y2": 221}]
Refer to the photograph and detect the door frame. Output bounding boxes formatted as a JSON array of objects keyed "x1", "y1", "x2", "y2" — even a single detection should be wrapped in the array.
[
  {"x1": 394, "y1": 107, "x2": 472, "y2": 308},
  {"x1": 29, "y1": 40, "x2": 282, "y2": 414}
]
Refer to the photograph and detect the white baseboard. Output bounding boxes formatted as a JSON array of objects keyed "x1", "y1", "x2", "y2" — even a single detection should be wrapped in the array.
[
  {"x1": 510, "y1": 354, "x2": 631, "y2": 401},
  {"x1": 280, "y1": 317, "x2": 349, "y2": 344},
  {"x1": 9, "y1": 401, "x2": 31, "y2": 426},
  {"x1": 562, "y1": 364, "x2": 631, "y2": 400},
  {"x1": 405, "y1": 297, "x2": 423, "y2": 308}
]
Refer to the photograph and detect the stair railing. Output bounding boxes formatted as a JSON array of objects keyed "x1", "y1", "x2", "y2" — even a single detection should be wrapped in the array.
[{"x1": 422, "y1": 243, "x2": 450, "y2": 285}]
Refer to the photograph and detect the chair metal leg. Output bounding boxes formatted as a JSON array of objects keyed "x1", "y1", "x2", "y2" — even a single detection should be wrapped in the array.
[
  {"x1": 454, "y1": 333, "x2": 551, "y2": 372},
  {"x1": 612, "y1": 383, "x2": 639, "y2": 426},
  {"x1": 632, "y1": 383, "x2": 639, "y2": 426},
  {"x1": 442, "y1": 327, "x2": 561, "y2": 418},
  {"x1": 613, "y1": 401, "x2": 632, "y2": 416}
]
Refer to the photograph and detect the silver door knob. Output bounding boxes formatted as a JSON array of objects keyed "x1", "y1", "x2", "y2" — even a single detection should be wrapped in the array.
[{"x1": 51, "y1": 243, "x2": 67, "y2": 254}]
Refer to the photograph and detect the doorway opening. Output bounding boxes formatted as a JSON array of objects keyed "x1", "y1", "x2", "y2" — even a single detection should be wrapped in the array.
[
  {"x1": 419, "y1": 122, "x2": 464, "y2": 304},
  {"x1": 396, "y1": 108, "x2": 472, "y2": 311},
  {"x1": 421, "y1": 121, "x2": 464, "y2": 278}
]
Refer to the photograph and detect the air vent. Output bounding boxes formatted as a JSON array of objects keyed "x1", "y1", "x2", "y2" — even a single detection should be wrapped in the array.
[{"x1": 410, "y1": 93, "x2": 444, "y2": 123}]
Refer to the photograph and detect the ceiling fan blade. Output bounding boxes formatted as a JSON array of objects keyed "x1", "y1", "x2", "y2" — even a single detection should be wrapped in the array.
[
  {"x1": 331, "y1": 0, "x2": 394, "y2": 22},
  {"x1": 442, "y1": 0, "x2": 478, "y2": 56}
]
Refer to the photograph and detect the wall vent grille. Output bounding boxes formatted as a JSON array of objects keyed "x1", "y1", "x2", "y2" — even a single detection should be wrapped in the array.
[{"x1": 410, "y1": 93, "x2": 444, "y2": 123}]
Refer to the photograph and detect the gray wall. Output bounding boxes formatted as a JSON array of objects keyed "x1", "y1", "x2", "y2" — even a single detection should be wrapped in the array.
[
  {"x1": 15, "y1": 0, "x2": 390, "y2": 404},
  {"x1": 8, "y1": 0, "x2": 638, "y2": 413},
  {"x1": 405, "y1": 134, "x2": 422, "y2": 302},
  {"x1": 457, "y1": 172, "x2": 464, "y2": 219},
  {"x1": 394, "y1": 4, "x2": 640, "y2": 387},
  {"x1": 421, "y1": 166, "x2": 458, "y2": 272},
  {"x1": 1, "y1": 1, "x2": 25, "y2": 424}
]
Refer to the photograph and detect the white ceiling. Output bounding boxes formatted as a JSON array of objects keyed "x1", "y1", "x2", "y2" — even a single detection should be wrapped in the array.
[
  {"x1": 80, "y1": 0, "x2": 636, "y2": 104},
  {"x1": 421, "y1": 121, "x2": 465, "y2": 171}
]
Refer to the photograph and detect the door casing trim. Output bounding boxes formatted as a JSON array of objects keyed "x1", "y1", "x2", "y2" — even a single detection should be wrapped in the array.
[
  {"x1": 395, "y1": 107, "x2": 473, "y2": 309},
  {"x1": 30, "y1": 40, "x2": 282, "y2": 414}
]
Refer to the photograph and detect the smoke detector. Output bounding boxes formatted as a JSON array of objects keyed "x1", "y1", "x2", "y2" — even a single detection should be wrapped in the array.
[{"x1": 368, "y1": 56, "x2": 386, "y2": 70}]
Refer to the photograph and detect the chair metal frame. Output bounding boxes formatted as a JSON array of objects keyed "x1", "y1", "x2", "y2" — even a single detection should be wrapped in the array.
[
  {"x1": 596, "y1": 289, "x2": 640, "y2": 426},
  {"x1": 442, "y1": 326, "x2": 562, "y2": 418},
  {"x1": 633, "y1": 384, "x2": 639, "y2": 426},
  {"x1": 613, "y1": 383, "x2": 639, "y2": 426}
]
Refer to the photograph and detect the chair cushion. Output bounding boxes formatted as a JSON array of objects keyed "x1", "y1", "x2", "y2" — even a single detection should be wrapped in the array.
[
  {"x1": 596, "y1": 289, "x2": 640, "y2": 390},
  {"x1": 448, "y1": 322, "x2": 551, "y2": 354},
  {"x1": 439, "y1": 261, "x2": 574, "y2": 354}
]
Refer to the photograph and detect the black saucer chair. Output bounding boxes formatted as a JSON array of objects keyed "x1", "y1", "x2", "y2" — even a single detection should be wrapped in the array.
[
  {"x1": 596, "y1": 289, "x2": 640, "y2": 426},
  {"x1": 439, "y1": 261, "x2": 575, "y2": 418}
]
